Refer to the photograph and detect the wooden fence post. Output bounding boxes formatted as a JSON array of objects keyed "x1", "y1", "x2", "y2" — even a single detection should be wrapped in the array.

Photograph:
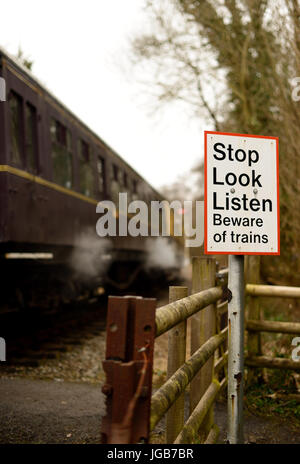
[
  {"x1": 190, "y1": 257, "x2": 216, "y2": 441},
  {"x1": 166, "y1": 286, "x2": 188, "y2": 443},
  {"x1": 245, "y1": 256, "x2": 262, "y2": 384},
  {"x1": 216, "y1": 302, "x2": 228, "y2": 382}
]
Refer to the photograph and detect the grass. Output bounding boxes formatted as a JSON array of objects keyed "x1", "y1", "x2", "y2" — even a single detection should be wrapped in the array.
[
  {"x1": 245, "y1": 291, "x2": 300, "y2": 426},
  {"x1": 245, "y1": 367, "x2": 300, "y2": 427}
]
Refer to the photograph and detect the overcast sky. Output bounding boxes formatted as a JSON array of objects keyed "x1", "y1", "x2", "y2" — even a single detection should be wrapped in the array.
[{"x1": 1, "y1": 0, "x2": 209, "y2": 191}]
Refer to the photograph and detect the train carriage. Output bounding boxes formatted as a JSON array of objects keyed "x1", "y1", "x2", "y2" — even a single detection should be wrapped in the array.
[{"x1": 0, "y1": 47, "x2": 182, "y2": 310}]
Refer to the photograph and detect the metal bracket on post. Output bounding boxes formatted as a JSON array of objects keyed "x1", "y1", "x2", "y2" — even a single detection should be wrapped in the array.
[
  {"x1": 227, "y1": 255, "x2": 245, "y2": 444},
  {"x1": 101, "y1": 295, "x2": 156, "y2": 444},
  {"x1": 222, "y1": 286, "x2": 232, "y2": 303}
]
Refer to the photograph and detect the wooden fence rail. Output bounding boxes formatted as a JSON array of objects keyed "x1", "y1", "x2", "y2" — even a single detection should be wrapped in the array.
[
  {"x1": 245, "y1": 256, "x2": 300, "y2": 378},
  {"x1": 150, "y1": 328, "x2": 227, "y2": 432},
  {"x1": 155, "y1": 286, "x2": 223, "y2": 337},
  {"x1": 246, "y1": 356, "x2": 300, "y2": 371},
  {"x1": 246, "y1": 284, "x2": 300, "y2": 298},
  {"x1": 246, "y1": 319, "x2": 300, "y2": 335}
]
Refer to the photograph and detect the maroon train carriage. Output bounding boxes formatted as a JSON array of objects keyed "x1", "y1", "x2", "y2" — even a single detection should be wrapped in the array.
[{"x1": 0, "y1": 47, "x2": 182, "y2": 311}]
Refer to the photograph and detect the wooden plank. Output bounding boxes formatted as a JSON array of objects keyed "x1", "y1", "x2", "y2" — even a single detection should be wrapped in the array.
[
  {"x1": 247, "y1": 319, "x2": 300, "y2": 335},
  {"x1": 246, "y1": 355, "x2": 300, "y2": 370},
  {"x1": 174, "y1": 380, "x2": 221, "y2": 444},
  {"x1": 214, "y1": 350, "x2": 228, "y2": 375},
  {"x1": 246, "y1": 283, "x2": 300, "y2": 298},
  {"x1": 204, "y1": 423, "x2": 220, "y2": 444},
  {"x1": 155, "y1": 286, "x2": 222, "y2": 337},
  {"x1": 245, "y1": 256, "x2": 262, "y2": 384},
  {"x1": 150, "y1": 330, "x2": 226, "y2": 432},
  {"x1": 166, "y1": 286, "x2": 188, "y2": 444},
  {"x1": 190, "y1": 257, "x2": 216, "y2": 441}
]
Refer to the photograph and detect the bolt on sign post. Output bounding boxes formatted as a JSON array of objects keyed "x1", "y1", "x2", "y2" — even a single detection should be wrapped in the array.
[{"x1": 204, "y1": 131, "x2": 280, "y2": 444}]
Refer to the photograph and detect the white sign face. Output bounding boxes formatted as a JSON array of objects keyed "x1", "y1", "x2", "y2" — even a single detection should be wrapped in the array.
[{"x1": 204, "y1": 131, "x2": 280, "y2": 255}]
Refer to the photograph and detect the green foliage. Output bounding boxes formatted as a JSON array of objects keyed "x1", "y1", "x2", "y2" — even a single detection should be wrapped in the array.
[{"x1": 246, "y1": 368, "x2": 300, "y2": 425}]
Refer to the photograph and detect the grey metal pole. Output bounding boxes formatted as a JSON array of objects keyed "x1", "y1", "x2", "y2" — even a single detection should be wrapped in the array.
[{"x1": 227, "y1": 254, "x2": 244, "y2": 444}]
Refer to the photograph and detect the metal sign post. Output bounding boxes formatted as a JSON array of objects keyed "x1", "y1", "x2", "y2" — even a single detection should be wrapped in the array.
[
  {"x1": 227, "y1": 254, "x2": 244, "y2": 444},
  {"x1": 204, "y1": 130, "x2": 280, "y2": 444}
]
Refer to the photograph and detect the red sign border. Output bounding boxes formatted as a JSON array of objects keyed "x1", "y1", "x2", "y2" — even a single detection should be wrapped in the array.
[{"x1": 204, "y1": 130, "x2": 280, "y2": 256}]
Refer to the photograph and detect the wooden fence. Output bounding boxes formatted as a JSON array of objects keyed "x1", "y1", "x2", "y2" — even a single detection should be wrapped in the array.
[
  {"x1": 245, "y1": 256, "x2": 300, "y2": 374},
  {"x1": 151, "y1": 257, "x2": 228, "y2": 444},
  {"x1": 101, "y1": 255, "x2": 300, "y2": 444},
  {"x1": 101, "y1": 256, "x2": 228, "y2": 444}
]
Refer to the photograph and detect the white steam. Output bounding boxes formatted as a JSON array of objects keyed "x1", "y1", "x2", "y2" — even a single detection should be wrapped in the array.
[
  {"x1": 69, "y1": 228, "x2": 112, "y2": 280},
  {"x1": 146, "y1": 237, "x2": 179, "y2": 269}
]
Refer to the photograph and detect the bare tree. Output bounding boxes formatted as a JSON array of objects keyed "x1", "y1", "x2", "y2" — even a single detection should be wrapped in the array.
[
  {"x1": 16, "y1": 47, "x2": 33, "y2": 71},
  {"x1": 131, "y1": 0, "x2": 300, "y2": 284}
]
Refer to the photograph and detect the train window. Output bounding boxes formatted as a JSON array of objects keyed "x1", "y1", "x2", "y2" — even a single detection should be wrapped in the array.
[
  {"x1": 132, "y1": 179, "x2": 138, "y2": 200},
  {"x1": 50, "y1": 119, "x2": 56, "y2": 142},
  {"x1": 9, "y1": 91, "x2": 23, "y2": 166},
  {"x1": 118, "y1": 169, "x2": 124, "y2": 187},
  {"x1": 78, "y1": 139, "x2": 94, "y2": 197},
  {"x1": 25, "y1": 103, "x2": 37, "y2": 173},
  {"x1": 113, "y1": 164, "x2": 118, "y2": 181},
  {"x1": 67, "y1": 130, "x2": 72, "y2": 152},
  {"x1": 97, "y1": 156, "x2": 105, "y2": 193},
  {"x1": 123, "y1": 172, "x2": 128, "y2": 189},
  {"x1": 111, "y1": 164, "x2": 120, "y2": 202},
  {"x1": 51, "y1": 119, "x2": 73, "y2": 189},
  {"x1": 133, "y1": 179, "x2": 137, "y2": 193}
]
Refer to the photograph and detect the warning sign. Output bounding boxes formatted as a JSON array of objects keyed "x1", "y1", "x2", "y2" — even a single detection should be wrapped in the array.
[{"x1": 204, "y1": 131, "x2": 280, "y2": 255}]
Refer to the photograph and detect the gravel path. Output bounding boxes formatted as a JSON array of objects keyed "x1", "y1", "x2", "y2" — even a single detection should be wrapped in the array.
[
  {"x1": 0, "y1": 378, "x2": 104, "y2": 444},
  {"x1": 215, "y1": 401, "x2": 300, "y2": 444},
  {"x1": 1, "y1": 377, "x2": 299, "y2": 444}
]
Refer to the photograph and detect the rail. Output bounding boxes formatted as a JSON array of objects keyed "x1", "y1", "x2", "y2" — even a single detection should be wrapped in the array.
[{"x1": 245, "y1": 256, "x2": 300, "y2": 376}]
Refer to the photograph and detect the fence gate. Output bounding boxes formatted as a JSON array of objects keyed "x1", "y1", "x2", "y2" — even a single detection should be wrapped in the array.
[{"x1": 101, "y1": 257, "x2": 229, "y2": 444}]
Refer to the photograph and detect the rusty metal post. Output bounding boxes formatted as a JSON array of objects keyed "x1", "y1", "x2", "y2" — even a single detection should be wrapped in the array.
[
  {"x1": 227, "y1": 255, "x2": 244, "y2": 444},
  {"x1": 166, "y1": 286, "x2": 188, "y2": 443},
  {"x1": 101, "y1": 296, "x2": 156, "y2": 444}
]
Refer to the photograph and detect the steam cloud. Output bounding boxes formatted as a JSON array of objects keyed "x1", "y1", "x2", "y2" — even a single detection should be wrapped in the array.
[
  {"x1": 69, "y1": 228, "x2": 112, "y2": 280},
  {"x1": 145, "y1": 237, "x2": 179, "y2": 269}
]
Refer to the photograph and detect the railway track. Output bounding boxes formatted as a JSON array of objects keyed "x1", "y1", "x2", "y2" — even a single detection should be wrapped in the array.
[
  {"x1": 0, "y1": 284, "x2": 170, "y2": 376},
  {"x1": 1, "y1": 296, "x2": 107, "y2": 368}
]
